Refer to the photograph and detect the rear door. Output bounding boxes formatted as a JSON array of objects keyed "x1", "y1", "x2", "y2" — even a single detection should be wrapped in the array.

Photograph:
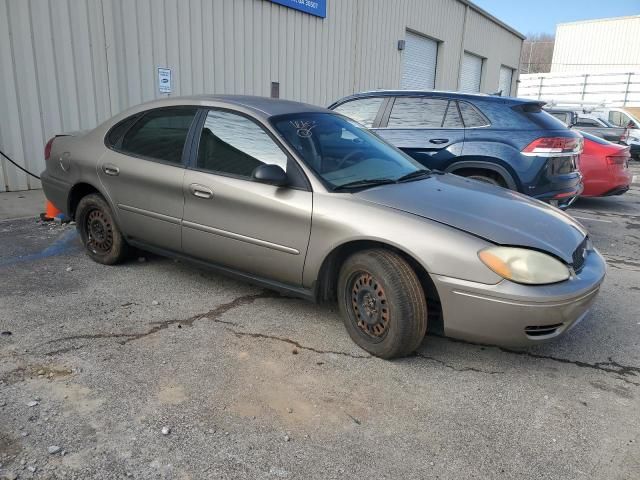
[
  {"x1": 181, "y1": 108, "x2": 312, "y2": 286},
  {"x1": 99, "y1": 107, "x2": 198, "y2": 251},
  {"x1": 374, "y1": 96, "x2": 465, "y2": 169}
]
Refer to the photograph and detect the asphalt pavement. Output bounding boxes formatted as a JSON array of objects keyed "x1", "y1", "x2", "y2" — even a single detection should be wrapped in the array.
[{"x1": 1, "y1": 165, "x2": 639, "y2": 479}]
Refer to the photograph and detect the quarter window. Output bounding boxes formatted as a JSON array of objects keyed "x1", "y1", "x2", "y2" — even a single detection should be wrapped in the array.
[
  {"x1": 333, "y1": 98, "x2": 384, "y2": 127},
  {"x1": 119, "y1": 108, "x2": 197, "y2": 164},
  {"x1": 458, "y1": 102, "x2": 490, "y2": 127},
  {"x1": 196, "y1": 110, "x2": 288, "y2": 178},
  {"x1": 388, "y1": 98, "x2": 449, "y2": 128}
]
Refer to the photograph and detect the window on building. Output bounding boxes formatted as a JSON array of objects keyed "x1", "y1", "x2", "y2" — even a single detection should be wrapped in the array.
[
  {"x1": 333, "y1": 98, "x2": 384, "y2": 128},
  {"x1": 196, "y1": 109, "x2": 288, "y2": 178},
  {"x1": 458, "y1": 101, "x2": 490, "y2": 128},
  {"x1": 388, "y1": 97, "x2": 450, "y2": 128},
  {"x1": 119, "y1": 108, "x2": 198, "y2": 164}
]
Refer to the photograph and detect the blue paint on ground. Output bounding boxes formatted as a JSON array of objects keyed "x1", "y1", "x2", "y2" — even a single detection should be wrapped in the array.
[{"x1": 0, "y1": 228, "x2": 80, "y2": 267}]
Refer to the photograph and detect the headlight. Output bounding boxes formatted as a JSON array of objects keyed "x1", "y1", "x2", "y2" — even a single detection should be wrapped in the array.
[{"x1": 478, "y1": 247, "x2": 570, "y2": 285}]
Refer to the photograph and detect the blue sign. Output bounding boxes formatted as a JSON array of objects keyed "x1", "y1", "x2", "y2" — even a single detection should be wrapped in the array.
[{"x1": 268, "y1": 0, "x2": 326, "y2": 18}]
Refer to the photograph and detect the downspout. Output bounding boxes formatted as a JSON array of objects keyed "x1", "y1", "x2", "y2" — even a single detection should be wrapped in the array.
[{"x1": 455, "y1": 4, "x2": 469, "y2": 91}]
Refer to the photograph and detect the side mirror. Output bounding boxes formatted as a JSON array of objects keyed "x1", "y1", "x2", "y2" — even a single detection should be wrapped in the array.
[{"x1": 252, "y1": 164, "x2": 288, "y2": 187}]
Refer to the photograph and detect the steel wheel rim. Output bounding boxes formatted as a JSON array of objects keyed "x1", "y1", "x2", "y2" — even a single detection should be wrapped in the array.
[
  {"x1": 85, "y1": 209, "x2": 114, "y2": 254},
  {"x1": 348, "y1": 271, "x2": 389, "y2": 341}
]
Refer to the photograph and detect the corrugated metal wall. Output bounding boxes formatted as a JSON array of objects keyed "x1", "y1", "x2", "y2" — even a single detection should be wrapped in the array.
[
  {"x1": 0, "y1": 0, "x2": 522, "y2": 192},
  {"x1": 552, "y1": 16, "x2": 640, "y2": 73}
]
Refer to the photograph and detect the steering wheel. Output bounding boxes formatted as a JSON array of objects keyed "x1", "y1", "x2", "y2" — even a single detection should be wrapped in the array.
[{"x1": 335, "y1": 149, "x2": 365, "y2": 170}]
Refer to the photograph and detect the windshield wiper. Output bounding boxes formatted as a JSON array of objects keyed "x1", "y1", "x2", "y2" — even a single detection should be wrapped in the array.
[
  {"x1": 396, "y1": 169, "x2": 432, "y2": 183},
  {"x1": 333, "y1": 178, "x2": 396, "y2": 191}
]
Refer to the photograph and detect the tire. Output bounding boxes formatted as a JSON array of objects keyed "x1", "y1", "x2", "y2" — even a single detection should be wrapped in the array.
[
  {"x1": 76, "y1": 193, "x2": 129, "y2": 265},
  {"x1": 337, "y1": 249, "x2": 428, "y2": 359},
  {"x1": 466, "y1": 174, "x2": 502, "y2": 186}
]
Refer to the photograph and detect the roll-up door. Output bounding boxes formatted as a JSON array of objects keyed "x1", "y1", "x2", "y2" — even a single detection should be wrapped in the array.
[
  {"x1": 401, "y1": 32, "x2": 438, "y2": 90},
  {"x1": 498, "y1": 66, "x2": 513, "y2": 96},
  {"x1": 459, "y1": 52, "x2": 483, "y2": 92}
]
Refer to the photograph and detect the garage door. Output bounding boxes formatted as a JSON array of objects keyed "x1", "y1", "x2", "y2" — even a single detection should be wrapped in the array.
[
  {"x1": 498, "y1": 66, "x2": 513, "y2": 96},
  {"x1": 459, "y1": 52, "x2": 483, "y2": 92},
  {"x1": 401, "y1": 32, "x2": 437, "y2": 90}
]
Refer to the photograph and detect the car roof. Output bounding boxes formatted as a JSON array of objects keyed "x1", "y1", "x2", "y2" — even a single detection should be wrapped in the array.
[
  {"x1": 330, "y1": 90, "x2": 539, "y2": 107},
  {"x1": 136, "y1": 94, "x2": 329, "y2": 118}
]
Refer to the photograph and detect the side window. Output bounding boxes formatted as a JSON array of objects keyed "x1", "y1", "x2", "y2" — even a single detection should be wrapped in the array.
[
  {"x1": 196, "y1": 109, "x2": 288, "y2": 178},
  {"x1": 443, "y1": 102, "x2": 464, "y2": 128},
  {"x1": 333, "y1": 98, "x2": 384, "y2": 127},
  {"x1": 106, "y1": 115, "x2": 140, "y2": 147},
  {"x1": 459, "y1": 102, "x2": 490, "y2": 127},
  {"x1": 575, "y1": 118, "x2": 600, "y2": 127},
  {"x1": 609, "y1": 111, "x2": 623, "y2": 127},
  {"x1": 388, "y1": 98, "x2": 449, "y2": 128},
  {"x1": 119, "y1": 108, "x2": 198, "y2": 164}
]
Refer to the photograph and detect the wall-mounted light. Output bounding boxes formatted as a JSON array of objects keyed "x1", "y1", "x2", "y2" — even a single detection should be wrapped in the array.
[
  {"x1": 271, "y1": 82, "x2": 280, "y2": 98},
  {"x1": 397, "y1": 40, "x2": 406, "y2": 51}
]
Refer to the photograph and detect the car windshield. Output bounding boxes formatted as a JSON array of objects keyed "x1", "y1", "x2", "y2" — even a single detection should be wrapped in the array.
[{"x1": 272, "y1": 112, "x2": 426, "y2": 190}]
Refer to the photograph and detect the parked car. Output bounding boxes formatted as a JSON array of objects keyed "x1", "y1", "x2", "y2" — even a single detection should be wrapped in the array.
[
  {"x1": 601, "y1": 108, "x2": 640, "y2": 160},
  {"x1": 41, "y1": 95, "x2": 605, "y2": 358},
  {"x1": 545, "y1": 108, "x2": 628, "y2": 144},
  {"x1": 329, "y1": 91, "x2": 584, "y2": 209},
  {"x1": 577, "y1": 130, "x2": 631, "y2": 197}
]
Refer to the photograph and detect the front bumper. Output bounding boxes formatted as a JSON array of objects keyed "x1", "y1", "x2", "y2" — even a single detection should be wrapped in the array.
[{"x1": 432, "y1": 248, "x2": 606, "y2": 347}]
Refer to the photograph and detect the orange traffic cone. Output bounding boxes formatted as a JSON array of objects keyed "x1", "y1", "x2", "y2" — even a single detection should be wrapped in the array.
[{"x1": 41, "y1": 200, "x2": 62, "y2": 221}]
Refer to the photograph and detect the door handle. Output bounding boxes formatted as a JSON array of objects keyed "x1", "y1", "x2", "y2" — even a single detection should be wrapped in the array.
[
  {"x1": 429, "y1": 138, "x2": 449, "y2": 144},
  {"x1": 102, "y1": 164, "x2": 120, "y2": 176},
  {"x1": 189, "y1": 183, "x2": 214, "y2": 199}
]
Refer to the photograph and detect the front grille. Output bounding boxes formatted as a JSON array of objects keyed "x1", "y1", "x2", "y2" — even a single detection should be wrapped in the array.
[
  {"x1": 525, "y1": 323, "x2": 563, "y2": 337},
  {"x1": 572, "y1": 237, "x2": 588, "y2": 272}
]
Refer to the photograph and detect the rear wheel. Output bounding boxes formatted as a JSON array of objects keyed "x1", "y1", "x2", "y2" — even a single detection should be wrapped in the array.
[
  {"x1": 76, "y1": 193, "x2": 129, "y2": 265},
  {"x1": 338, "y1": 249, "x2": 427, "y2": 359},
  {"x1": 457, "y1": 169, "x2": 507, "y2": 188}
]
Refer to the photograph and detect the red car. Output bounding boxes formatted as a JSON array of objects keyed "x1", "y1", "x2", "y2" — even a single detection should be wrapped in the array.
[{"x1": 578, "y1": 131, "x2": 631, "y2": 197}]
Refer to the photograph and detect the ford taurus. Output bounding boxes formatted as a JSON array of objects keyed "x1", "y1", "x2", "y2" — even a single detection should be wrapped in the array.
[{"x1": 41, "y1": 95, "x2": 606, "y2": 358}]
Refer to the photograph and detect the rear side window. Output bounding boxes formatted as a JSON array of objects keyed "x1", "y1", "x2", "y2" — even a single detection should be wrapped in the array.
[
  {"x1": 106, "y1": 115, "x2": 140, "y2": 147},
  {"x1": 119, "y1": 108, "x2": 198, "y2": 164},
  {"x1": 333, "y1": 98, "x2": 384, "y2": 127},
  {"x1": 458, "y1": 102, "x2": 490, "y2": 127},
  {"x1": 388, "y1": 98, "x2": 449, "y2": 128}
]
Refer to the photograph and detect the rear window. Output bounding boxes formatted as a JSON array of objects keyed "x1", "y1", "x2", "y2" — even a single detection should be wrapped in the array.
[{"x1": 517, "y1": 104, "x2": 569, "y2": 129}]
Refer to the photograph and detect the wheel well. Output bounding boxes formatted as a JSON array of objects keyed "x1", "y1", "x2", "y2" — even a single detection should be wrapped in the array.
[
  {"x1": 68, "y1": 183, "x2": 101, "y2": 219},
  {"x1": 452, "y1": 168, "x2": 507, "y2": 187},
  {"x1": 315, "y1": 240, "x2": 444, "y2": 335}
]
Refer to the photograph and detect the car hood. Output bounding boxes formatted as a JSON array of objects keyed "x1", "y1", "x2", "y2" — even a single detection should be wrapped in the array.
[{"x1": 355, "y1": 173, "x2": 586, "y2": 263}]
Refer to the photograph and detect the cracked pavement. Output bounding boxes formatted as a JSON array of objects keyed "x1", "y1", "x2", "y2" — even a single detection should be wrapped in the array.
[{"x1": 1, "y1": 164, "x2": 640, "y2": 479}]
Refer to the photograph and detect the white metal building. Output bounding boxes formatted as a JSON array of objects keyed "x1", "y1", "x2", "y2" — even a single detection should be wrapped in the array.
[
  {"x1": 551, "y1": 15, "x2": 640, "y2": 73},
  {"x1": 0, "y1": 0, "x2": 523, "y2": 192}
]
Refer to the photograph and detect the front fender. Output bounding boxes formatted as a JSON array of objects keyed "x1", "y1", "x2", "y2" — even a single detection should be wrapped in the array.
[{"x1": 303, "y1": 193, "x2": 502, "y2": 289}]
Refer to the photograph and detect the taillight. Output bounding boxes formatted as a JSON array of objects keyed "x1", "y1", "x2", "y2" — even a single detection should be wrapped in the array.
[
  {"x1": 522, "y1": 137, "x2": 583, "y2": 157},
  {"x1": 44, "y1": 137, "x2": 55, "y2": 161},
  {"x1": 606, "y1": 155, "x2": 628, "y2": 165}
]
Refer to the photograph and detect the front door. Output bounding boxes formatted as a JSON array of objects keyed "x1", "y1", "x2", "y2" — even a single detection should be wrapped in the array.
[
  {"x1": 374, "y1": 97, "x2": 465, "y2": 169},
  {"x1": 182, "y1": 109, "x2": 312, "y2": 286},
  {"x1": 98, "y1": 107, "x2": 198, "y2": 251}
]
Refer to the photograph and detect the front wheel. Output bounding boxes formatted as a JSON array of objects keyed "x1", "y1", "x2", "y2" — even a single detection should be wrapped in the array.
[
  {"x1": 76, "y1": 193, "x2": 129, "y2": 265},
  {"x1": 337, "y1": 249, "x2": 428, "y2": 359}
]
